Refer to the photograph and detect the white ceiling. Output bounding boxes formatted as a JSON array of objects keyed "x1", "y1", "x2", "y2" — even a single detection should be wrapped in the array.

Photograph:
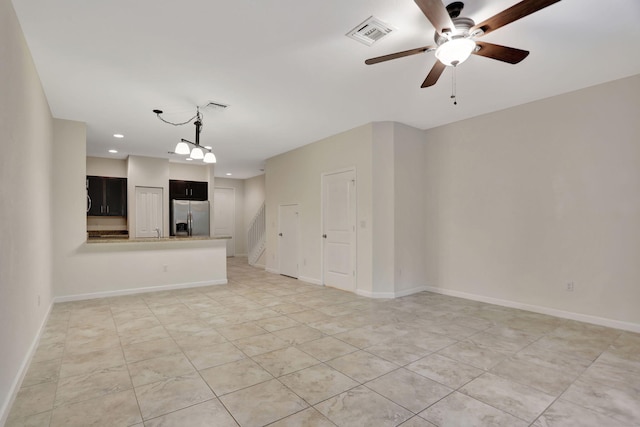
[{"x1": 12, "y1": 0, "x2": 640, "y2": 178}]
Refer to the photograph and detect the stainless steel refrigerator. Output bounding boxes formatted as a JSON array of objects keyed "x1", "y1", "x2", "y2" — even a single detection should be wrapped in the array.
[{"x1": 171, "y1": 200, "x2": 210, "y2": 237}]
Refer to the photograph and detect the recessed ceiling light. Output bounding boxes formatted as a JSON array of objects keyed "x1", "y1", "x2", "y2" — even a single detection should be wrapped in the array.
[
  {"x1": 113, "y1": 134, "x2": 124, "y2": 138},
  {"x1": 226, "y1": 173, "x2": 232, "y2": 176},
  {"x1": 108, "y1": 149, "x2": 118, "y2": 153},
  {"x1": 186, "y1": 158, "x2": 193, "y2": 161}
]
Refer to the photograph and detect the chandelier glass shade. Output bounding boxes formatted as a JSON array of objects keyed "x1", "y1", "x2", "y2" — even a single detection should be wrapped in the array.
[
  {"x1": 190, "y1": 146, "x2": 204, "y2": 160},
  {"x1": 203, "y1": 152, "x2": 217, "y2": 163},
  {"x1": 435, "y1": 38, "x2": 476, "y2": 66},
  {"x1": 174, "y1": 141, "x2": 191, "y2": 155}
]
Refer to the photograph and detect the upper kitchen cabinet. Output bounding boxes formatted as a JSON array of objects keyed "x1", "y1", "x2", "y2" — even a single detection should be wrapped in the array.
[
  {"x1": 170, "y1": 180, "x2": 208, "y2": 201},
  {"x1": 87, "y1": 176, "x2": 127, "y2": 216}
]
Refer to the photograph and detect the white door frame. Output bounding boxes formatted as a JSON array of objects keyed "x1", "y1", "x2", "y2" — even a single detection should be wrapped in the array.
[
  {"x1": 320, "y1": 167, "x2": 357, "y2": 290},
  {"x1": 278, "y1": 203, "x2": 300, "y2": 278}
]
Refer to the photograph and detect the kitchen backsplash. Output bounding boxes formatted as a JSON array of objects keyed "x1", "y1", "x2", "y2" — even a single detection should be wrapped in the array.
[{"x1": 87, "y1": 215, "x2": 127, "y2": 231}]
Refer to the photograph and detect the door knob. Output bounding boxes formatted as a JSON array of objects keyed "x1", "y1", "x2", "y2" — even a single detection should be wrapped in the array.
[
  {"x1": 279, "y1": 233, "x2": 283, "y2": 236},
  {"x1": 322, "y1": 234, "x2": 327, "y2": 238}
]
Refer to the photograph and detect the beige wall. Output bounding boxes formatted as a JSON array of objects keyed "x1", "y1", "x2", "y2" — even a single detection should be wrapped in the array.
[
  {"x1": 0, "y1": 0, "x2": 54, "y2": 421},
  {"x1": 423, "y1": 74, "x2": 640, "y2": 328},
  {"x1": 265, "y1": 124, "x2": 373, "y2": 289},
  {"x1": 169, "y1": 162, "x2": 209, "y2": 181},
  {"x1": 370, "y1": 122, "x2": 428, "y2": 297},
  {"x1": 86, "y1": 157, "x2": 127, "y2": 177},
  {"x1": 52, "y1": 119, "x2": 88, "y2": 296},
  {"x1": 393, "y1": 123, "x2": 427, "y2": 295},
  {"x1": 371, "y1": 122, "x2": 395, "y2": 295}
]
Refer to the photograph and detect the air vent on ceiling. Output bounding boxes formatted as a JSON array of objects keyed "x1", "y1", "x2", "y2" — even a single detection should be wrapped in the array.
[{"x1": 346, "y1": 16, "x2": 395, "y2": 46}]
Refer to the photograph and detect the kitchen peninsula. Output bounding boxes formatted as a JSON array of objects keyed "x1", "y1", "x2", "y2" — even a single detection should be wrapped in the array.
[
  {"x1": 86, "y1": 235, "x2": 228, "y2": 243},
  {"x1": 53, "y1": 122, "x2": 229, "y2": 301},
  {"x1": 59, "y1": 235, "x2": 229, "y2": 302}
]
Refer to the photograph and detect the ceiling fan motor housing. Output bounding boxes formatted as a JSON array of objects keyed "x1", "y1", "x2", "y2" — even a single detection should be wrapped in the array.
[
  {"x1": 446, "y1": 1, "x2": 465, "y2": 18},
  {"x1": 434, "y1": 16, "x2": 475, "y2": 45}
]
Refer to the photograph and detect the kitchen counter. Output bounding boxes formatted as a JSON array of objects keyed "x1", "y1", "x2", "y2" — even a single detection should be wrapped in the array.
[
  {"x1": 64, "y1": 235, "x2": 229, "y2": 300},
  {"x1": 86, "y1": 236, "x2": 231, "y2": 244}
]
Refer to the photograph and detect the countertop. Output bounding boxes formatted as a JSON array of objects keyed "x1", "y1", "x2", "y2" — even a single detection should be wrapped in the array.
[{"x1": 86, "y1": 236, "x2": 231, "y2": 244}]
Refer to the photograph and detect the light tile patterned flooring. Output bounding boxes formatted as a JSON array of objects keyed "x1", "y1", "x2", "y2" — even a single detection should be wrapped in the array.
[{"x1": 6, "y1": 257, "x2": 640, "y2": 426}]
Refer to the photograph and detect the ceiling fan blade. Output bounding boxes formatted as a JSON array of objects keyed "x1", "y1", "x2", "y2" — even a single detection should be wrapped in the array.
[
  {"x1": 473, "y1": 41, "x2": 529, "y2": 64},
  {"x1": 472, "y1": 0, "x2": 562, "y2": 37},
  {"x1": 414, "y1": 0, "x2": 455, "y2": 34},
  {"x1": 365, "y1": 45, "x2": 435, "y2": 65},
  {"x1": 421, "y1": 61, "x2": 446, "y2": 88}
]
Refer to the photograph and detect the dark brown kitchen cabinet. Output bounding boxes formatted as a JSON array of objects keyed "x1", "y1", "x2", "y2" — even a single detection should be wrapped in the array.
[
  {"x1": 169, "y1": 180, "x2": 208, "y2": 201},
  {"x1": 87, "y1": 176, "x2": 127, "y2": 216}
]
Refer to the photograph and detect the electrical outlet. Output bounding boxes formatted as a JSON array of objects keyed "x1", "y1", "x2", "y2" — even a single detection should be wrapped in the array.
[
  {"x1": 163, "y1": 265, "x2": 169, "y2": 272},
  {"x1": 566, "y1": 282, "x2": 574, "y2": 292}
]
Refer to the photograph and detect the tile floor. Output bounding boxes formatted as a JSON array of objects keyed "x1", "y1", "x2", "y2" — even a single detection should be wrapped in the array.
[{"x1": 6, "y1": 257, "x2": 640, "y2": 426}]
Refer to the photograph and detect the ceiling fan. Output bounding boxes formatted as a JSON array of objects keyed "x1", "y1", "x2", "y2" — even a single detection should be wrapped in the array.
[{"x1": 365, "y1": 0, "x2": 562, "y2": 88}]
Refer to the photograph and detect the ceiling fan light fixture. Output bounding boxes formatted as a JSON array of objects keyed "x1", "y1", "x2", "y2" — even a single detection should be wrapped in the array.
[
  {"x1": 435, "y1": 38, "x2": 476, "y2": 66},
  {"x1": 174, "y1": 141, "x2": 191, "y2": 155}
]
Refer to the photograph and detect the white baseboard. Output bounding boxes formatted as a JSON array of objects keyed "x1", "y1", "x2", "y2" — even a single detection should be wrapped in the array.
[
  {"x1": 356, "y1": 285, "x2": 427, "y2": 299},
  {"x1": 394, "y1": 285, "x2": 429, "y2": 298},
  {"x1": 54, "y1": 280, "x2": 228, "y2": 303},
  {"x1": 423, "y1": 285, "x2": 640, "y2": 334},
  {"x1": 0, "y1": 301, "x2": 53, "y2": 426},
  {"x1": 252, "y1": 262, "x2": 265, "y2": 269},
  {"x1": 234, "y1": 253, "x2": 248, "y2": 257},
  {"x1": 298, "y1": 276, "x2": 323, "y2": 286},
  {"x1": 265, "y1": 267, "x2": 279, "y2": 275},
  {"x1": 356, "y1": 289, "x2": 395, "y2": 298}
]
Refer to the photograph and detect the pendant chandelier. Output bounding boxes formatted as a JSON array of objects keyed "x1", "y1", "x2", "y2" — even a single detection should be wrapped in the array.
[{"x1": 153, "y1": 105, "x2": 221, "y2": 163}]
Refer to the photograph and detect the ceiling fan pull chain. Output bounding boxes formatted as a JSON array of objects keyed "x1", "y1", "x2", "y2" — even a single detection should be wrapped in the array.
[{"x1": 451, "y1": 64, "x2": 458, "y2": 105}]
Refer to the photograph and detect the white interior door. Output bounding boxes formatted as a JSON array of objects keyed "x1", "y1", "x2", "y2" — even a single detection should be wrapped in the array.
[
  {"x1": 279, "y1": 204, "x2": 299, "y2": 278},
  {"x1": 322, "y1": 170, "x2": 356, "y2": 291},
  {"x1": 214, "y1": 187, "x2": 235, "y2": 256},
  {"x1": 135, "y1": 187, "x2": 163, "y2": 238}
]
